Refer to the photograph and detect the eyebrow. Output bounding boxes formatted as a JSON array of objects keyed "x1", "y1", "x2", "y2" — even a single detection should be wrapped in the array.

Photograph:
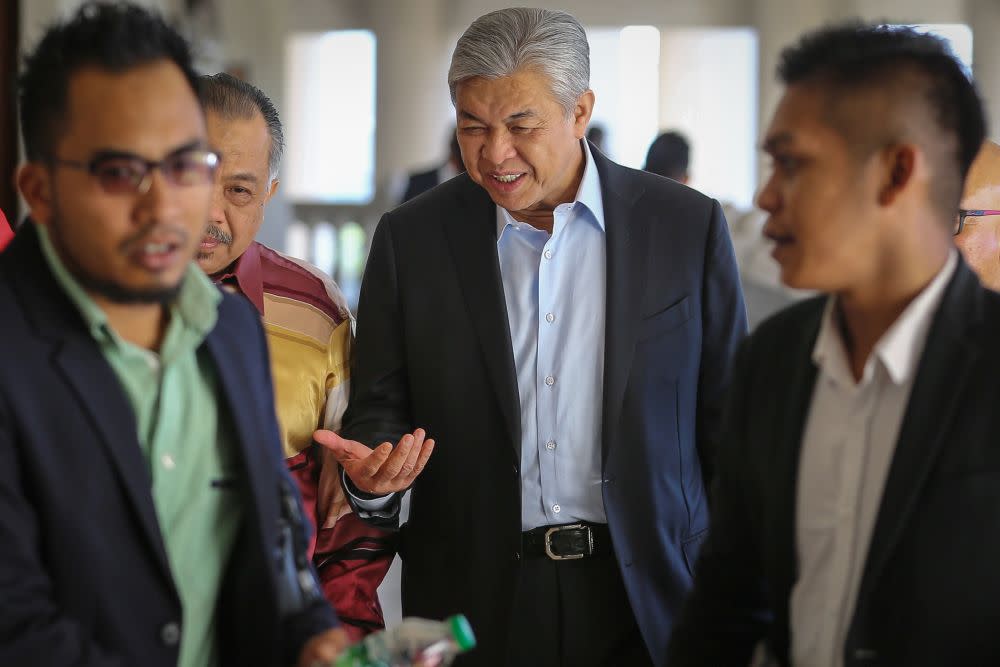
[
  {"x1": 457, "y1": 109, "x2": 540, "y2": 124},
  {"x1": 91, "y1": 139, "x2": 206, "y2": 162},
  {"x1": 226, "y1": 172, "x2": 259, "y2": 184},
  {"x1": 762, "y1": 133, "x2": 793, "y2": 153}
]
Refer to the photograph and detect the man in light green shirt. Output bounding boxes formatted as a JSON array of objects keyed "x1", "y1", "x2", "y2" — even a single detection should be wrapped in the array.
[{"x1": 0, "y1": 3, "x2": 348, "y2": 666}]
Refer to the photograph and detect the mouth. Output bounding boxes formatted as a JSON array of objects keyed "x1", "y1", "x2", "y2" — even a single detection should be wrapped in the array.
[
  {"x1": 488, "y1": 171, "x2": 527, "y2": 192},
  {"x1": 129, "y1": 237, "x2": 185, "y2": 273},
  {"x1": 200, "y1": 236, "x2": 220, "y2": 251}
]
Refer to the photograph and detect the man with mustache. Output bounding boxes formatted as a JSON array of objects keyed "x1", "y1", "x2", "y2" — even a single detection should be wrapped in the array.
[
  {"x1": 194, "y1": 72, "x2": 396, "y2": 639},
  {"x1": 0, "y1": 3, "x2": 348, "y2": 665}
]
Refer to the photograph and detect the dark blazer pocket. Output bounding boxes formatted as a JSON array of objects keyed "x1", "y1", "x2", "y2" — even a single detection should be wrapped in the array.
[
  {"x1": 638, "y1": 296, "x2": 692, "y2": 342},
  {"x1": 681, "y1": 527, "x2": 709, "y2": 577}
]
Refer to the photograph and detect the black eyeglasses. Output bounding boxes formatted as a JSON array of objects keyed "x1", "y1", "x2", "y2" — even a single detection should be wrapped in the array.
[
  {"x1": 49, "y1": 148, "x2": 219, "y2": 195},
  {"x1": 955, "y1": 209, "x2": 1000, "y2": 236}
]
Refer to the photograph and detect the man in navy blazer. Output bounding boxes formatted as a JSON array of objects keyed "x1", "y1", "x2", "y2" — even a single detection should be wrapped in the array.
[
  {"x1": 316, "y1": 8, "x2": 747, "y2": 666},
  {"x1": 0, "y1": 4, "x2": 346, "y2": 665}
]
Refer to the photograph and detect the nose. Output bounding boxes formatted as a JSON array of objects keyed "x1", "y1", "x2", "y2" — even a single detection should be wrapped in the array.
[
  {"x1": 134, "y1": 168, "x2": 181, "y2": 223},
  {"x1": 482, "y1": 129, "x2": 516, "y2": 166},
  {"x1": 208, "y1": 177, "x2": 226, "y2": 227},
  {"x1": 755, "y1": 171, "x2": 781, "y2": 214}
]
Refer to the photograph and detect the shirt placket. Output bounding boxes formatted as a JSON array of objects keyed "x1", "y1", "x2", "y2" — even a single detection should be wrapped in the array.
[{"x1": 537, "y1": 208, "x2": 567, "y2": 523}]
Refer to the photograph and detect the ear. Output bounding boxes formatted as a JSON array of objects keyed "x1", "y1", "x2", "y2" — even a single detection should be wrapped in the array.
[
  {"x1": 573, "y1": 89, "x2": 596, "y2": 139},
  {"x1": 264, "y1": 178, "x2": 279, "y2": 204},
  {"x1": 877, "y1": 143, "x2": 917, "y2": 207},
  {"x1": 16, "y1": 163, "x2": 54, "y2": 225}
]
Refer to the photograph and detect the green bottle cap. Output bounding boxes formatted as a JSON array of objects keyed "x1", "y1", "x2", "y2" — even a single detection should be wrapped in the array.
[{"x1": 447, "y1": 614, "x2": 477, "y2": 652}]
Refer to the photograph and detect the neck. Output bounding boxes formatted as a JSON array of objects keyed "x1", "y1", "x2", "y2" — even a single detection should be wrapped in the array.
[
  {"x1": 507, "y1": 140, "x2": 588, "y2": 234},
  {"x1": 836, "y1": 244, "x2": 950, "y2": 381},
  {"x1": 93, "y1": 296, "x2": 170, "y2": 351}
]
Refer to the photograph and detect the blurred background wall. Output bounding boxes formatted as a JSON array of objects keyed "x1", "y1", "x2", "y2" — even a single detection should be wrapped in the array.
[{"x1": 13, "y1": 0, "x2": 1000, "y2": 311}]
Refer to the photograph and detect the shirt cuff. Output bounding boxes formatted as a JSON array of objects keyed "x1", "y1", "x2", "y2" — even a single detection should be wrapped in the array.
[{"x1": 342, "y1": 469, "x2": 396, "y2": 511}]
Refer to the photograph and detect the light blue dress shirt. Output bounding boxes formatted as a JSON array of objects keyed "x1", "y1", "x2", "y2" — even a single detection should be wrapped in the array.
[{"x1": 497, "y1": 141, "x2": 608, "y2": 531}]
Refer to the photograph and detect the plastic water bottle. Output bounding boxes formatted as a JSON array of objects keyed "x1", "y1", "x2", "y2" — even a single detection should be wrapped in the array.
[{"x1": 332, "y1": 614, "x2": 476, "y2": 667}]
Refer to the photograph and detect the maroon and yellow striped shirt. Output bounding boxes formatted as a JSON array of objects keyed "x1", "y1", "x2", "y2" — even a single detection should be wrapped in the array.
[{"x1": 216, "y1": 241, "x2": 394, "y2": 638}]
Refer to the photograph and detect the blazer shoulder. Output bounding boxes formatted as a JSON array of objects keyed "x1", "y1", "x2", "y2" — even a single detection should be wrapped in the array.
[{"x1": 746, "y1": 295, "x2": 826, "y2": 351}]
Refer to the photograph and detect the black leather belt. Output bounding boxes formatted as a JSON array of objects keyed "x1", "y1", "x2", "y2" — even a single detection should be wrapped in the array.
[{"x1": 521, "y1": 522, "x2": 613, "y2": 560}]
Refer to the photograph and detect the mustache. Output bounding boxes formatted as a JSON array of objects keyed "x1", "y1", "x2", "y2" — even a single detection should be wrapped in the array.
[{"x1": 204, "y1": 224, "x2": 233, "y2": 246}]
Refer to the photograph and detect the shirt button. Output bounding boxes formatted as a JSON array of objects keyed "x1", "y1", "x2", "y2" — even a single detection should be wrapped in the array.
[
  {"x1": 160, "y1": 621, "x2": 181, "y2": 647},
  {"x1": 161, "y1": 454, "x2": 176, "y2": 470},
  {"x1": 545, "y1": 312, "x2": 555, "y2": 323},
  {"x1": 543, "y1": 249, "x2": 553, "y2": 260},
  {"x1": 544, "y1": 375, "x2": 555, "y2": 386},
  {"x1": 552, "y1": 504, "x2": 561, "y2": 513},
  {"x1": 545, "y1": 440, "x2": 557, "y2": 451}
]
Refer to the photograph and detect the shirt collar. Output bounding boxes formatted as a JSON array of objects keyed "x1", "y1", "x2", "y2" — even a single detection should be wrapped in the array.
[
  {"x1": 812, "y1": 249, "x2": 958, "y2": 387},
  {"x1": 211, "y1": 240, "x2": 265, "y2": 315},
  {"x1": 36, "y1": 221, "x2": 221, "y2": 349},
  {"x1": 496, "y1": 139, "x2": 605, "y2": 241}
]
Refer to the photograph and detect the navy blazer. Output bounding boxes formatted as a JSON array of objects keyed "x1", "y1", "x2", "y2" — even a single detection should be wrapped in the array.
[
  {"x1": 341, "y1": 144, "x2": 748, "y2": 665},
  {"x1": 0, "y1": 225, "x2": 336, "y2": 667}
]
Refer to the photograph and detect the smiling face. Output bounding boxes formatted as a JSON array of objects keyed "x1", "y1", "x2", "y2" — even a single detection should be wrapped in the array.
[
  {"x1": 956, "y1": 141, "x2": 1000, "y2": 291},
  {"x1": 756, "y1": 84, "x2": 888, "y2": 292},
  {"x1": 197, "y1": 109, "x2": 277, "y2": 276},
  {"x1": 18, "y1": 60, "x2": 211, "y2": 304},
  {"x1": 455, "y1": 68, "x2": 593, "y2": 226}
]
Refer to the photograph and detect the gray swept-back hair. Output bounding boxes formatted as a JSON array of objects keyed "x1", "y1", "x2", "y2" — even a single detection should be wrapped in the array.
[
  {"x1": 196, "y1": 72, "x2": 284, "y2": 180},
  {"x1": 448, "y1": 7, "x2": 590, "y2": 117}
]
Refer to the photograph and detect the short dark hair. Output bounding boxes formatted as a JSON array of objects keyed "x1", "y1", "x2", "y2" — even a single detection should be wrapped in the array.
[
  {"x1": 18, "y1": 1, "x2": 199, "y2": 161},
  {"x1": 778, "y1": 22, "x2": 986, "y2": 216},
  {"x1": 196, "y1": 73, "x2": 285, "y2": 179},
  {"x1": 644, "y1": 131, "x2": 690, "y2": 181}
]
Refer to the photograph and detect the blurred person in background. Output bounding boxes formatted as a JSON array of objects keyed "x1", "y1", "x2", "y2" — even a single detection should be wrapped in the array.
[
  {"x1": 195, "y1": 72, "x2": 394, "y2": 640},
  {"x1": 586, "y1": 122, "x2": 608, "y2": 154},
  {"x1": 643, "y1": 130, "x2": 690, "y2": 184},
  {"x1": 317, "y1": 7, "x2": 747, "y2": 665},
  {"x1": 668, "y1": 22, "x2": 1000, "y2": 667},
  {"x1": 401, "y1": 128, "x2": 465, "y2": 203},
  {"x1": 955, "y1": 140, "x2": 1000, "y2": 291},
  {"x1": 0, "y1": 3, "x2": 347, "y2": 666},
  {"x1": 0, "y1": 209, "x2": 12, "y2": 250}
]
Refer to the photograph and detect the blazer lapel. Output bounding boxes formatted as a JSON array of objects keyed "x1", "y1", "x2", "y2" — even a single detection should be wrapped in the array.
[
  {"x1": 203, "y1": 305, "x2": 278, "y2": 562},
  {"x1": 594, "y1": 151, "x2": 647, "y2": 464},
  {"x1": 7, "y1": 226, "x2": 173, "y2": 583},
  {"x1": 442, "y1": 178, "x2": 522, "y2": 455},
  {"x1": 767, "y1": 305, "x2": 822, "y2": 659},
  {"x1": 851, "y1": 262, "x2": 982, "y2": 621}
]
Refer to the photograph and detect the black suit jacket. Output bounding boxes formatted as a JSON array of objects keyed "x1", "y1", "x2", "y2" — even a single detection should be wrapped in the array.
[
  {"x1": 342, "y1": 145, "x2": 747, "y2": 665},
  {"x1": 668, "y1": 258, "x2": 1000, "y2": 667},
  {"x1": 0, "y1": 225, "x2": 336, "y2": 666}
]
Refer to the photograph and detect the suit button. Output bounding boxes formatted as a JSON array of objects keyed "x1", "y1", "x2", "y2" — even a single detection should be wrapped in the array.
[{"x1": 160, "y1": 622, "x2": 181, "y2": 647}]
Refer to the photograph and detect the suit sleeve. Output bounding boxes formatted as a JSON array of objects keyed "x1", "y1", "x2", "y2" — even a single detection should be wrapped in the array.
[
  {"x1": 0, "y1": 395, "x2": 124, "y2": 666},
  {"x1": 667, "y1": 337, "x2": 772, "y2": 665},
  {"x1": 338, "y1": 214, "x2": 414, "y2": 527},
  {"x1": 696, "y1": 200, "x2": 749, "y2": 487}
]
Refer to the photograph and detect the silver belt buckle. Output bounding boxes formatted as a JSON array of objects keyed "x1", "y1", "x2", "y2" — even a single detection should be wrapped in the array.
[{"x1": 544, "y1": 523, "x2": 591, "y2": 560}]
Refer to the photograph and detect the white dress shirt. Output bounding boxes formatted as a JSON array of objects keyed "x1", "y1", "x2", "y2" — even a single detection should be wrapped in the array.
[
  {"x1": 496, "y1": 140, "x2": 608, "y2": 530},
  {"x1": 790, "y1": 250, "x2": 957, "y2": 667}
]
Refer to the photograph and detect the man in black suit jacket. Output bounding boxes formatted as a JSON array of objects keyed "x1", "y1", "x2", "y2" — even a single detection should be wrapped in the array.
[
  {"x1": 667, "y1": 24, "x2": 998, "y2": 667},
  {"x1": 316, "y1": 8, "x2": 747, "y2": 666},
  {"x1": 0, "y1": 4, "x2": 346, "y2": 665},
  {"x1": 401, "y1": 130, "x2": 465, "y2": 203}
]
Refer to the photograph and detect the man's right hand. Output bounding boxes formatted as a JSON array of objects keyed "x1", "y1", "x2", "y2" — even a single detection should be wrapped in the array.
[{"x1": 313, "y1": 428, "x2": 435, "y2": 495}]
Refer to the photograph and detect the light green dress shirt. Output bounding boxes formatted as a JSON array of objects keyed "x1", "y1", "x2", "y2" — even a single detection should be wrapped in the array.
[{"x1": 37, "y1": 225, "x2": 243, "y2": 667}]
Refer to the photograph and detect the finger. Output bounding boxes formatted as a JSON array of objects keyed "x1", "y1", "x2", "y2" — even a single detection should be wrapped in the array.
[
  {"x1": 401, "y1": 438, "x2": 435, "y2": 484},
  {"x1": 394, "y1": 432, "x2": 424, "y2": 481},
  {"x1": 312, "y1": 430, "x2": 369, "y2": 462},
  {"x1": 374, "y1": 434, "x2": 414, "y2": 480},
  {"x1": 356, "y1": 442, "x2": 394, "y2": 479}
]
